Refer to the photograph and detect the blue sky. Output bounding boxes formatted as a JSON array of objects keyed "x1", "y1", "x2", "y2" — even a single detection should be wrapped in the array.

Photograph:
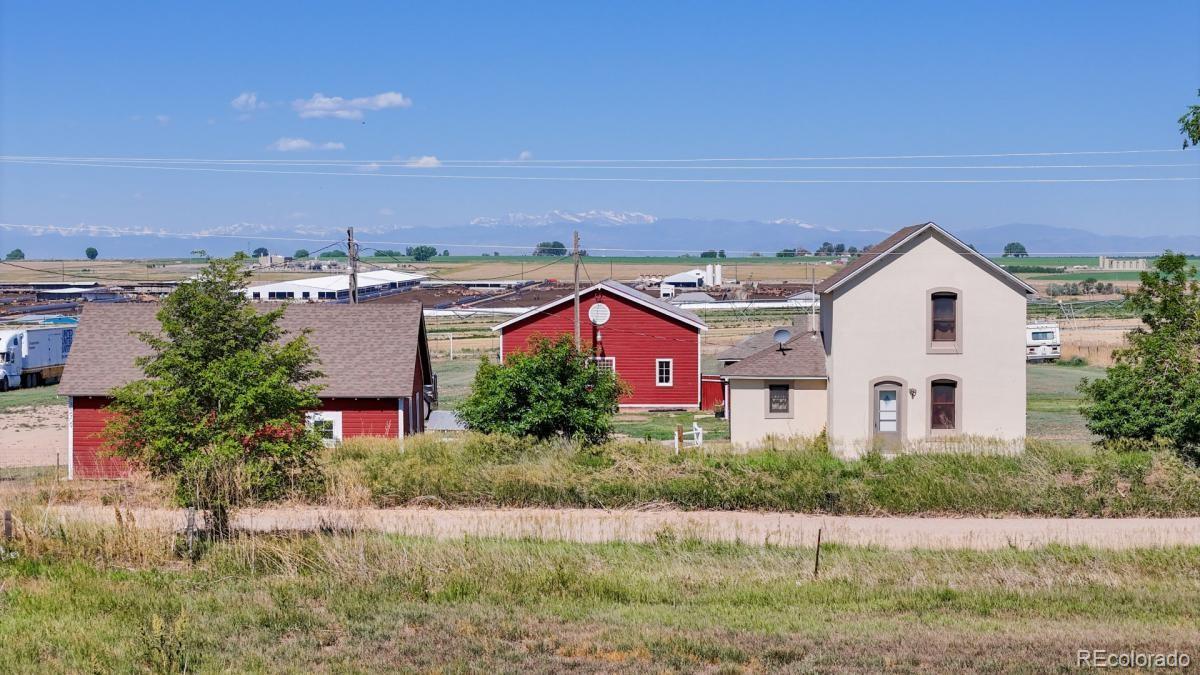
[{"x1": 1, "y1": 1, "x2": 1198, "y2": 248}]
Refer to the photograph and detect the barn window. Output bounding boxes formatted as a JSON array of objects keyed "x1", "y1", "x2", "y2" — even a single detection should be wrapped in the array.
[
  {"x1": 305, "y1": 411, "x2": 343, "y2": 446},
  {"x1": 593, "y1": 357, "x2": 616, "y2": 374},
  {"x1": 930, "y1": 379, "x2": 959, "y2": 433},
  {"x1": 656, "y1": 359, "x2": 673, "y2": 386}
]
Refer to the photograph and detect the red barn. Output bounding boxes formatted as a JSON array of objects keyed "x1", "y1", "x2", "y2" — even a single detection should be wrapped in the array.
[
  {"x1": 59, "y1": 303, "x2": 434, "y2": 479},
  {"x1": 494, "y1": 280, "x2": 707, "y2": 408}
]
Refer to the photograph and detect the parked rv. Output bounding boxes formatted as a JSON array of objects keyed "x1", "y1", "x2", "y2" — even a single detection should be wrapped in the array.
[
  {"x1": 1026, "y1": 322, "x2": 1061, "y2": 362},
  {"x1": 0, "y1": 325, "x2": 75, "y2": 390}
]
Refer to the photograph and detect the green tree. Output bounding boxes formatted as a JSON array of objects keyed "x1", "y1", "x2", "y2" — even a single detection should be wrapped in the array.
[
  {"x1": 458, "y1": 335, "x2": 627, "y2": 444},
  {"x1": 1079, "y1": 252, "x2": 1200, "y2": 458},
  {"x1": 775, "y1": 249, "x2": 797, "y2": 258},
  {"x1": 103, "y1": 257, "x2": 326, "y2": 536},
  {"x1": 294, "y1": 249, "x2": 310, "y2": 259},
  {"x1": 699, "y1": 249, "x2": 720, "y2": 258},
  {"x1": 5, "y1": 249, "x2": 24, "y2": 260},
  {"x1": 252, "y1": 247, "x2": 270, "y2": 258},
  {"x1": 410, "y1": 245, "x2": 438, "y2": 261},
  {"x1": 442, "y1": 249, "x2": 450, "y2": 256},
  {"x1": 1003, "y1": 242, "x2": 1029, "y2": 258},
  {"x1": 1180, "y1": 89, "x2": 1200, "y2": 148},
  {"x1": 85, "y1": 247, "x2": 99, "y2": 260},
  {"x1": 533, "y1": 241, "x2": 568, "y2": 256},
  {"x1": 319, "y1": 250, "x2": 348, "y2": 259}
]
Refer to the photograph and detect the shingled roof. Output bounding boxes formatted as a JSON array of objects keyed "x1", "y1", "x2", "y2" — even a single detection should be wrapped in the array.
[
  {"x1": 815, "y1": 223, "x2": 926, "y2": 293},
  {"x1": 721, "y1": 331, "x2": 827, "y2": 379},
  {"x1": 59, "y1": 302, "x2": 429, "y2": 398}
]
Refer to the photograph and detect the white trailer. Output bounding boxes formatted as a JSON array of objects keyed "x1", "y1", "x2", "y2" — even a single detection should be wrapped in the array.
[
  {"x1": 0, "y1": 325, "x2": 76, "y2": 391},
  {"x1": 1026, "y1": 322, "x2": 1062, "y2": 362}
]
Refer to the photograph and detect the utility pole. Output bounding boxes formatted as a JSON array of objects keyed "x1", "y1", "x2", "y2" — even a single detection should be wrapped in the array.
[
  {"x1": 572, "y1": 230, "x2": 581, "y2": 349},
  {"x1": 347, "y1": 227, "x2": 359, "y2": 304}
]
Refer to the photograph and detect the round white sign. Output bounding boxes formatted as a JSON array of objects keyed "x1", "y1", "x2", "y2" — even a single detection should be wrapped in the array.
[{"x1": 588, "y1": 302, "x2": 611, "y2": 325}]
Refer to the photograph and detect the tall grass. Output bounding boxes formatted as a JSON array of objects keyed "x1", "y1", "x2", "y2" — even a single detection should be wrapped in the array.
[{"x1": 325, "y1": 434, "x2": 1200, "y2": 516}]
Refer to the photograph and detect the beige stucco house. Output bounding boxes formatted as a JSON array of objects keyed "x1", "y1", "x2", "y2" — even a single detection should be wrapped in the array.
[{"x1": 724, "y1": 222, "x2": 1035, "y2": 456}]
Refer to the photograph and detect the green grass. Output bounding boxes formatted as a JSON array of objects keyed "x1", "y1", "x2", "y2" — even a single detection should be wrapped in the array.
[
  {"x1": 325, "y1": 434, "x2": 1200, "y2": 516},
  {"x1": 0, "y1": 384, "x2": 63, "y2": 411},
  {"x1": 430, "y1": 357, "x2": 482, "y2": 409},
  {"x1": 1026, "y1": 362, "x2": 1106, "y2": 442},
  {"x1": 2, "y1": 528, "x2": 1197, "y2": 673},
  {"x1": 613, "y1": 410, "x2": 729, "y2": 441}
]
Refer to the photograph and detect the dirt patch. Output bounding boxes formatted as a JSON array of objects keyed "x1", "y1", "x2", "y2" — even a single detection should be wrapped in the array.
[{"x1": 0, "y1": 406, "x2": 66, "y2": 468}]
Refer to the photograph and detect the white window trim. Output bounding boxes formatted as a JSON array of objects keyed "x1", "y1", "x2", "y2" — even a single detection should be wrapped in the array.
[
  {"x1": 594, "y1": 356, "x2": 616, "y2": 373},
  {"x1": 306, "y1": 411, "x2": 343, "y2": 446},
  {"x1": 656, "y1": 358, "x2": 673, "y2": 386}
]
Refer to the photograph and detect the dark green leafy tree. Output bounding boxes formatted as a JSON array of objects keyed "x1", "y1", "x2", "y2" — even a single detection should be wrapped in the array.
[
  {"x1": 319, "y1": 250, "x2": 348, "y2": 258},
  {"x1": 85, "y1": 247, "x2": 99, "y2": 260},
  {"x1": 442, "y1": 249, "x2": 450, "y2": 256},
  {"x1": 294, "y1": 249, "x2": 310, "y2": 259},
  {"x1": 458, "y1": 335, "x2": 627, "y2": 444},
  {"x1": 5, "y1": 249, "x2": 24, "y2": 260},
  {"x1": 1003, "y1": 242, "x2": 1029, "y2": 257},
  {"x1": 1079, "y1": 252, "x2": 1200, "y2": 458},
  {"x1": 533, "y1": 241, "x2": 568, "y2": 256},
  {"x1": 410, "y1": 245, "x2": 438, "y2": 261},
  {"x1": 103, "y1": 257, "x2": 326, "y2": 535},
  {"x1": 1180, "y1": 89, "x2": 1200, "y2": 148},
  {"x1": 252, "y1": 247, "x2": 270, "y2": 257},
  {"x1": 775, "y1": 249, "x2": 797, "y2": 257},
  {"x1": 700, "y1": 250, "x2": 720, "y2": 258}
]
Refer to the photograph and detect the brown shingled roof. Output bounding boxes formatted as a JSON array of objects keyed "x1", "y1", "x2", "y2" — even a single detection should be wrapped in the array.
[
  {"x1": 814, "y1": 223, "x2": 927, "y2": 293},
  {"x1": 59, "y1": 302, "x2": 428, "y2": 398},
  {"x1": 720, "y1": 331, "x2": 827, "y2": 379}
]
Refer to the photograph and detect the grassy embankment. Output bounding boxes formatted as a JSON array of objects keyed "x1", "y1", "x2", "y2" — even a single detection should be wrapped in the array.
[
  {"x1": 1, "y1": 522, "x2": 1197, "y2": 672},
  {"x1": 0, "y1": 383, "x2": 62, "y2": 412},
  {"x1": 325, "y1": 434, "x2": 1200, "y2": 517}
]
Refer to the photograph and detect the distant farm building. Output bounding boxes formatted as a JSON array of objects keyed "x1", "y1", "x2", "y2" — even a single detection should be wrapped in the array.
[
  {"x1": 245, "y1": 270, "x2": 424, "y2": 301},
  {"x1": 59, "y1": 303, "x2": 434, "y2": 479},
  {"x1": 1097, "y1": 256, "x2": 1148, "y2": 271},
  {"x1": 494, "y1": 280, "x2": 708, "y2": 408},
  {"x1": 659, "y1": 264, "x2": 724, "y2": 298}
]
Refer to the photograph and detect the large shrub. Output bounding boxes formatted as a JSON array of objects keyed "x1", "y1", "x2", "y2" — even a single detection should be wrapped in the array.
[{"x1": 457, "y1": 335, "x2": 626, "y2": 444}]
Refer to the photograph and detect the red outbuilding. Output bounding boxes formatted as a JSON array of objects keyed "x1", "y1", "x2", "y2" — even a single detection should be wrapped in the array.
[
  {"x1": 59, "y1": 302, "x2": 434, "y2": 479},
  {"x1": 493, "y1": 280, "x2": 708, "y2": 408}
]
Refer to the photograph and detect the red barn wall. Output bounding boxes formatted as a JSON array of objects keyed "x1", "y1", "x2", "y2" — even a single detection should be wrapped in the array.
[
  {"x1": 501, "y1": 289, "x2": 700, "y2": 407},
  {"x1": 317, "y1": 398, "x2": 404, "y2": 437},
  {"x1": 71, "y1": 396, "x2": 130, "y2": 479},
  {"x1": 72, "y1": 396, "x2": 405, "y2": 479}
]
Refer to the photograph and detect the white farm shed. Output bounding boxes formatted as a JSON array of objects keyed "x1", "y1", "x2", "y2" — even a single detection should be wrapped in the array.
[{"x1": 245, "y1": 270, "x2": 425, "y2": 302}]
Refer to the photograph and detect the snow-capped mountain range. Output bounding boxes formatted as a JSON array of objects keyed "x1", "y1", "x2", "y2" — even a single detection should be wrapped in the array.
[{"x1": 2, "y1": 211, "x2": 1197, "y2": 259}]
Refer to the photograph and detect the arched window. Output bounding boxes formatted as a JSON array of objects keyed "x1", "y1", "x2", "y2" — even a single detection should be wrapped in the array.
[
  {"x1": 931, "y1": 292, "x2": 957, "y2": 341},
  {"x1": 930, "y1": 379, "x2": 959, "y2": 432}
]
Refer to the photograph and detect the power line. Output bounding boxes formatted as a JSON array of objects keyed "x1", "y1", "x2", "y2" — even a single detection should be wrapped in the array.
[
  {"x1": 0, "y1": 222, "x2": 351, "y2": 244},
  {"x1": 3, "y1": 156, "x2": 1196, "y2": 170},
  {"x1": 1, "y1": 148, "x2": 1187, "y2": 163},
  {"x1": 4, "y1": 159, "x2": 1198, "y2": 184}
]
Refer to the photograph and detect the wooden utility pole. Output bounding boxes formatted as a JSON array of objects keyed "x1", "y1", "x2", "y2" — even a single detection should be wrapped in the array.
[
  {"x1": 347, "y1": 227, "x2": 359, "y2": 304},
  {"x1": 572, "y1": 230, "x2": 581, "y2": 349}
]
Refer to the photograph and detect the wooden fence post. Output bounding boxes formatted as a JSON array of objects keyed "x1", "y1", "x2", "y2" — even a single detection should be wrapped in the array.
[
  {"x1": 813, "y1": 527, "x2": 823, "y2": 578},
  {"x1": 3, "y1": 510, "x2": 12, "y2": 542}
]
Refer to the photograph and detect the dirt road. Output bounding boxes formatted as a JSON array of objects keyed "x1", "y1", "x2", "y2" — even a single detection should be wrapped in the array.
[
  {"x1": 48, "y1": 505, "x2": 1200, "y2": 550},
  {"x1": 0, "y1": 406, "x2": 65, "y2": 468}
]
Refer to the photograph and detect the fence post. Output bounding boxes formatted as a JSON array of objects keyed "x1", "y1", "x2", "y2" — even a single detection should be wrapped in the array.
[
  {"x1": 186, "y1": 507, "x2": 196, "y2": 561},
  {"x1": 3, "y1": 510, "x2": 12, "y2": 542},
  {"x1": 813, "y1": 527, "x2": 823, "y2": 578},
  {"x1": 674, "y1": 425, "x2": 683, "y2": 454}
]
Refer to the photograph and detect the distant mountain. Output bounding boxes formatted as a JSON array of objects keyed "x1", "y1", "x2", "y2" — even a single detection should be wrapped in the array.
[{"x1": 2, "y1": 213, "x2": 1197, "y2": 259}]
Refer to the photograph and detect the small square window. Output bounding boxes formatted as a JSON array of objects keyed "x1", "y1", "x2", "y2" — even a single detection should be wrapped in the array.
[
  {"x1": 593, "y1": 357, "x2": 615, "y2": 374},
  {"x1": 768, "y1": 385, "x2": 789, "y2": 414}
]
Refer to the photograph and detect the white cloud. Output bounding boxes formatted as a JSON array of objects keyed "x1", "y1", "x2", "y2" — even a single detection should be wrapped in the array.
[
  {"x1": 357, "y1": 162, "x2": 382, "y2": 173},
  {"x1": 231, "y1": 91, "x2": 268, "y2": 112},
  {"x1": 405, "y1": 155, "x2": 441, "y2": 168},
  {"x1": 268, "y1": 137, "x2": 345, "y2": 152},
  {"x1": 518, "y1": 150, "x2": 534, "y2": 161},
  {"x1": 379, "y1": 207, "x2": 395, "y2": 216},
  {"x1": 155, "y1": 115, "x2": 170, "y2": 126},
  {"x1": 292, "y1": 91, "x2": 412, "y2": 120}
]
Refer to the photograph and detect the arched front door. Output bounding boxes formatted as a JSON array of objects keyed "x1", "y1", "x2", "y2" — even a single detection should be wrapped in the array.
[{"x1": 872, "y1": 381, "x2": 903, "y2": 447}]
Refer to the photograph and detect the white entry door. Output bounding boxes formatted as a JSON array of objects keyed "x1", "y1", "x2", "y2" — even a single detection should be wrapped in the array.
[{"x1": 873, "y1": 383, "x2": 902, "y2": 446}]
